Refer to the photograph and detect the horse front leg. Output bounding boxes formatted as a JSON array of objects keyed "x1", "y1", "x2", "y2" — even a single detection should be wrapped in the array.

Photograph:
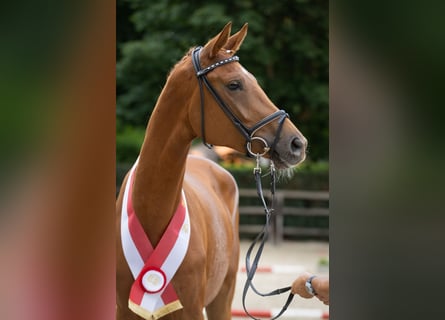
[
  {"x1": 205, "y1": 266, "x2": 238, "y2": 319},
  {"x1": 205, "y1": 243, "x2": 239, "y2": 320}
]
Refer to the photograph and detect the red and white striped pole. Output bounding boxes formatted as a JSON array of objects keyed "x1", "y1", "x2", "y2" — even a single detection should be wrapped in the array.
[
  {"x1": 231, "y1": 308, "x2": 329, "y2": 319},
  {"x1": 239, "y1": 265, "x2": 307, "y2": 274}
]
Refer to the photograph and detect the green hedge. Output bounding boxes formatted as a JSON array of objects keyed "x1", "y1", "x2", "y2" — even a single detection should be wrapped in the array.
[
  {"x1": 221, "y1": 160, "x2": 329, "y2": 190},
  {"x1": 117, "y1": 159, "x2": 328, "y2": 194},
  {"x1": 116, "y1": 126, "x2": 145, "y2": 163}
]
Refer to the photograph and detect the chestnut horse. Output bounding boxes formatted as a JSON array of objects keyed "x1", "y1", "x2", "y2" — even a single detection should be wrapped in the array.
[{"x1": 116, "y1": 22, "x2": 307, "y2": 320}]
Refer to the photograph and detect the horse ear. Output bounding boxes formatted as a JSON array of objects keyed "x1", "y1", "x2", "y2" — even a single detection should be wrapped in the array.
[
  {"x1": 202, "y1": 22, "x2": 232, "y2": 59},
  {"x1": 225, "y1": 23, "x2": 248, "y2": 53}
]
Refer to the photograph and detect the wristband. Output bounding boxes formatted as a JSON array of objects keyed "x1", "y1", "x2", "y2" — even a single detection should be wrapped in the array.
[{"x1": 305, "y1": 275, "x2": 317, "y2": 296}]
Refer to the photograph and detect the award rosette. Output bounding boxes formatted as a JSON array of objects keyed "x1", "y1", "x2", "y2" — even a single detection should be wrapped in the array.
[{"x1": 120, "y1": 160, "x2": 191, "y2": 319}]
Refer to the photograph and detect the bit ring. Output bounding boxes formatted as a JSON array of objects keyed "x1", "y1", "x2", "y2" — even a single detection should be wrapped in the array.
[{"x1": 247, "y1": 136, "x2": 270, "y2": 157}]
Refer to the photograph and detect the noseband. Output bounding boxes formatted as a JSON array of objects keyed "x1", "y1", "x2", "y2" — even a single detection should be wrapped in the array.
[{"x1": 191, "y1": 46, "x2": 288, "y2": 157}]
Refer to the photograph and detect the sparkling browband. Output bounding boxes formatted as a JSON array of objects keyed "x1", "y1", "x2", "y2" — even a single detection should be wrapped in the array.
[{"x1": 196, "y1": 56, "x2": 240, "y2": 77}]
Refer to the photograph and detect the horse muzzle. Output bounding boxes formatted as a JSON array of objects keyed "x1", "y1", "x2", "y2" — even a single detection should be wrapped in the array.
[{"x1": 270, "y1": 134, "x2": 307, "y2": 169}]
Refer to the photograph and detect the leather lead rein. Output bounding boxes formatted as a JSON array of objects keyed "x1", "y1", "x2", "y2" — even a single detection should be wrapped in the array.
[{"x1": 241, "y1": 157, "x2": 295, "y2": 320}]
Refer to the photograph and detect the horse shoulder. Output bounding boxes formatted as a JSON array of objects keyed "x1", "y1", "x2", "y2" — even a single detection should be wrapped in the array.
[
  {"x1": 183, "y1": 155, "x2": 239, "y2": 307},
  {"x1": 184, "y1": 154, "x2": 238, "y2": 214}
]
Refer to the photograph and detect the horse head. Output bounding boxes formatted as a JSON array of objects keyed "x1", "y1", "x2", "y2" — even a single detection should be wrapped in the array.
[{"x1": 184, "y1": 22, "x2": 307, "y2": 169}]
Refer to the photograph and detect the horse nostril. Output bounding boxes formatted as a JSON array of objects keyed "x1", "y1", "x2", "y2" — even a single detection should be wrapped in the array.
[{"x1": 291, "y1": 137, "x2": 305, "y2": 154}]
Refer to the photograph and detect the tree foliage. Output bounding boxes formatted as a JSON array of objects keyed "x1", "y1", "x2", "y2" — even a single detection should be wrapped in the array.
[{"x1": 117, "y1": 0, "x2": 328, "y2": 161}]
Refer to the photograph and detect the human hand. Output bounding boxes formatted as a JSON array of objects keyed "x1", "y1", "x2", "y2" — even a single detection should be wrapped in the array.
[
  {"x1": 291, "y1": 272, "x2": 314, "y2": 299},
  {"x1": 291, "y1": 272, "x2": 329, "y2": 305}
]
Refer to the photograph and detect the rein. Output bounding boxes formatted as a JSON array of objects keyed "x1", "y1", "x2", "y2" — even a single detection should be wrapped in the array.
[
  {"x1": 191, "y1": 46, "x2": 288, "y2": 154},
  {"x1": 241, "y1": 155, "x2": 294, "y2": 320}
]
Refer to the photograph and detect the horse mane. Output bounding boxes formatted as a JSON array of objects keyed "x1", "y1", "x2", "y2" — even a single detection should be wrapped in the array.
[{"x1": 167, "y1": 47, "x2": 196, "y2": 78}]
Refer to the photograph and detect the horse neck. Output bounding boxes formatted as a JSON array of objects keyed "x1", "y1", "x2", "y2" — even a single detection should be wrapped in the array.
[{"x1": 132, "y1": 77, "x2": 195, "y2": 246}]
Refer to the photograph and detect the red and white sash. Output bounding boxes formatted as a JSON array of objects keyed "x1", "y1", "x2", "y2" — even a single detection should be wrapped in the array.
[{"x1": 120, "y1": 160, "x2": 191, "y2": 319}]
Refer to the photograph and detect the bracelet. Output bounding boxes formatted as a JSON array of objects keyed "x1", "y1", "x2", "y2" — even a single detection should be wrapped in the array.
[{"x1": 305, "y1": 275, "x2": 317, "y2": 296}]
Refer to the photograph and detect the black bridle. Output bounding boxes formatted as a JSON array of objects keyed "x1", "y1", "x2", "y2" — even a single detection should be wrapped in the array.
[
  {"x1": 191, "y1": 46, "x2": 288, "y2": 157},
  {"x1": 192, "y1": 46, "x2": 294, "y2": 319}
]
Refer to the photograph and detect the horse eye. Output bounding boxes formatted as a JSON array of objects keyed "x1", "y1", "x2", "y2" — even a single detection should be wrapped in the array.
[{"x1": 227, "y1": 81, "x2": 242, "y2": 91}]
